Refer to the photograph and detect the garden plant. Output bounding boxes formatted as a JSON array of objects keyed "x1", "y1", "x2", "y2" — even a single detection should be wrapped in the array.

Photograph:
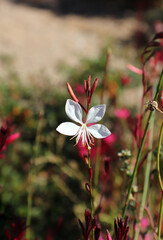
[{"x1": 0, "y1": 31, "x2": 162, "y2": 240}]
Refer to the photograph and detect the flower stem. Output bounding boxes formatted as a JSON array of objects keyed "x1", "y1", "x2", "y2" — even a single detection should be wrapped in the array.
[
  {"x1": 157, "y1": 123, "x2": 163, "y2": 239},
  {"x1": 134, "y1": 79, "x2": 156, "y2": 240},
  {"x1": 122, "y1": 70, "x2": 163, "y2": 219},
  {"x1": 88, "y1": 147, "x2": 94, "y2": 240},
  {"x1": 26, "y1": 110, "x2": 44, "y2": 239},
  {"x1": 134, "y1": 114, "x2": 155, "y2": 240}
]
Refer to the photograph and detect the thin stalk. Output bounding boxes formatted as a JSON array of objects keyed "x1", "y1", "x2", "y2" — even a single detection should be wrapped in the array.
[
  {"x1": 88, "y1": 147, "x2": 94, "y2": 240},
  {"x1": 122, "y1": 70, "x2": 163, "y2": 219},
  {"x1": 134, "y1": 114, "x2": 154, "y2": 240},
  {"x1": 94, "y1": 140, "x2": 100, "y2": 188},
  {"x1": 25, "y1": 110, "x2": 44, "y2": 239},
  {"x1": 134, "y1": 79, "x2": 156, "y2": 240},
  {"x1": 158, "y1": 195, "x2": 163, "y2": 239},
  {"x1": 157, "y1": 123, "x2": 163, "y2": 239},
  {"x1": 157, "y1": 123, "x2": 163, "y2": 192}
]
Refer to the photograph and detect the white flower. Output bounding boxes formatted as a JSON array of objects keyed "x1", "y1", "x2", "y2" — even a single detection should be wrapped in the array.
[{"x1": 56, "y1": 99, "x2": 111, "y2": 147}]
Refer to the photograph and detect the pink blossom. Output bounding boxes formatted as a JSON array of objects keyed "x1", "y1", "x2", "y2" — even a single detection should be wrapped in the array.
[
  {"x1": 115, "y1": 108, "x2": 130, "y2": 119},
  {"x1": 74, "y1": 84, "x2": 85, "y2": 95},
  {"x1": 6, "y1": 133, "x2": 20, "y2": 144},
  {"x1": 98, "y1": 234, "x2": 104, "y2": 240},
  {"x1": 106, "y1": 230, "x2": 112, "y2": 240},
  {"x1": 134, "y1": 217, "x2": 149, "y2": 233},
  {"x1": 121, "y1": 76, "x2": 131, "y2": 86},
  {"x1": 140, "y1": 217, "x2": 149, "y2": 232},
  {"x1": 127, "y1": 64, "x2": 143, "y2": 75},
  {"x1": 103, "y1": 134, "x2": 116, "y2": 144},
  {"x1": 144, "y1": 233, "x2": 153, "y2": 240}
]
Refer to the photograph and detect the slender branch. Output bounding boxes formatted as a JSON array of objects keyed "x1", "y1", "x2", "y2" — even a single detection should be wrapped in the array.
[
  {"x1": 88, "y1": 147, "x2": 94, "y2": 240},
  {"x1": 134, "y1": 78, "x2": 156, "y2": 240},
  {"x1": 157, "y1": 123, "x2": 163, "y2": 239},
  {"x1": 26, "y1": 110, "x2": 44, "y2": 239},
  {"x1": 158, "y1": 195, "x2": 163, "y2": 239},
  {"x1": 122, "y1": 70, "x2": 163, "y2": 219},
  {"x1": 157, "y1": 123, "x2": 163, "y2": 192}
]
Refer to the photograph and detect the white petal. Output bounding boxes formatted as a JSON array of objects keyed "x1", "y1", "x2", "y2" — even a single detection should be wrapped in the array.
[
  {"x1": 56, "y1": 122, "x2": 80, "y2": 136},
  {"x1": 65, "y1": 99, "x2": 83, "y2": 124},
  {"x1": 86, "y1": 104, "x2": 106, "y2": 124},
  {"x1": 88, "y1": 124, "x2": 111, "y2": 139}
]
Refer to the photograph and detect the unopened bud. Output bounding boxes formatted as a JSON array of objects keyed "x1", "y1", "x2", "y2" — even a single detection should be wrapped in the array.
[
  {"x1": 83, "y1": 154, "x2": 88, "y2": 165},
  {"x1": 90, "y1": 78, "x2": 98, "y2": 99},
  {"x1": 66, "y1": 82, "x2": 79, "y2": 103},
  {"x1": 85, "y1": 182, "x2": 90, "y2": 192},
  {"x1": 84, "y1": 80, "x2": 87, "y2": 93},
  {"x1": 88, "y1": 75, "x2": 91, "y2": 93}
]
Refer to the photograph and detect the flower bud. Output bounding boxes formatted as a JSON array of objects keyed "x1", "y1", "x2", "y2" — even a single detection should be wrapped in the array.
[
  {"x1": 90, "y1": 78, "x2": 98, "y2": 99},
  {"x1": 66, "y1": 82, "x2": 79, "y2": 103},
  {"x1": 88, "y1": 75, "x2": 91, "y2": 93},
  {"x1": 85, "y1": 182, "x2": 90, "y2": 192}
]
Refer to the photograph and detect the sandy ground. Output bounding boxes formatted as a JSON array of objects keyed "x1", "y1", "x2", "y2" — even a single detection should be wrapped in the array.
[{"x1": 0, "y1": 0, "x2": 145, "y2": 88}]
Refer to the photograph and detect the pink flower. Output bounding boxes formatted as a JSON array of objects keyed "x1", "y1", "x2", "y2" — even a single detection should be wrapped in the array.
[
  {"x1": 115, "y1": 108, "x2": 130, "y2": 119},
  {"x1": 6, "y1": 133, "x2": 20, "y2": 144},
  {"x1": 74, "y1": 84, "x2": 85, "y2": 95},
  {"x1": 135, "y1": 217, "x2": 149, "y2": 234},
  {"x1": 121, "y1": 76, "x2": 131, "y2": 86},
  {"x1": 144, "y1": 233, "x2": 153, "y2": 240},
  {"x1": 106, "y1": 230, "x2": 112, "y2": 240},
  {"x1": 0, "y1": 122, "x2": 20, "y2": 159},
  {"x1": 127, "y1": 64, "x2": 143, "y2": 75},
  {"x1": 140, "y1": 217, "x2": 149, "y2": 232},
  {"x1": 103, "y1": 134, "x2": 116, "y2": 144}
]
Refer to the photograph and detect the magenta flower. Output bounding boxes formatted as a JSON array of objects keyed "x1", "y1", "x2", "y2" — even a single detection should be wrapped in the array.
[
  {"x1": 140, "y1": 217, "x2": 149, "y2": 232},
  {"x1": 121, "y1": 76, "x2": 131, "y2": 86},
  {"x1": 0, "y1": 124, "x2": 20, "y2": 159},
  {"x1": 103, "y1": 134, "x2": 116, "y2": 144},
  {"x1": 6, "y1": 132, "x2": 20, "y2": 145},
  {"x1": 115, "y1": 108, "x2": 130, "y2": 119}
]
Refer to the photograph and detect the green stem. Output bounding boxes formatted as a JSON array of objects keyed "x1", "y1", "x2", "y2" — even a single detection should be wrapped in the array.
[
  {"x1": 157, "y1": 123, "x2": 163, "y2": 192},
  {"x1": 88, "y1": 147, "x2": 94, "y2": 240},
  {"x1": 158, "y1": 195, "x2": 163, "y2": 239},
  {"x1": 157, "y1": 123, "x2": 163, "y2": 239},
  {"x1": 134, "y1": 79, "x2": 156, "y2": 240},
  {"x1": 134, "y1": 113, "x2": 155, "y2": 240},
  {"x1": 122, "y1": 70, "x2": 163, "y2": 219},
  {"x1": 25, "y1": 110, "x2": 44, "y2": 240}
]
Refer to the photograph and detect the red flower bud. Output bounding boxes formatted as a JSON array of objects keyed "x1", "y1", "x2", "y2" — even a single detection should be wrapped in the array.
[
  {"x1": 90, "y1": 78, "x2": 98, "y2": 99},
  {"x1": 66, "y1": 82, "x2": 79, "y2": 103},
  {"x1": 88, "y1": 75, "x2": 91, "y2": 93}
]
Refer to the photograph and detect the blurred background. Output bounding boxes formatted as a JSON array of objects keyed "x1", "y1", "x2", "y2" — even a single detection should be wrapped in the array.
[
  {"x1": 0, "y1": 0, "x2": 163, "y2": 239},
  {"x1": 0, "y1": 0, "x2": 162, "y2": 87}
]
